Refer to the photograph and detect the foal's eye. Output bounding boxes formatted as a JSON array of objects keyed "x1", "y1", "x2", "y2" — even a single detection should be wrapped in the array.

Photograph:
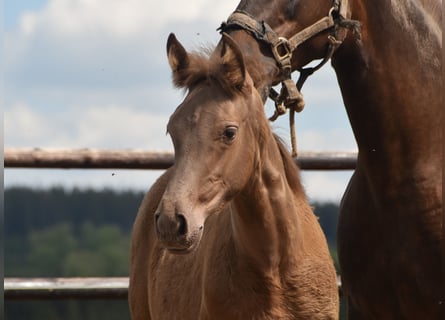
[{"x1": 223, "y1": 126, "x2": 238, "y2": 142}]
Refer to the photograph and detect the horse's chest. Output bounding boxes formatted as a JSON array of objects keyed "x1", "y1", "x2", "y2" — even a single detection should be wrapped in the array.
[
  {"x1": 148, "y1": 222, "x2": 237, "y2": 318},
  {"x1": 148, "y1": 252, "x2": 202, "y2": 319}
]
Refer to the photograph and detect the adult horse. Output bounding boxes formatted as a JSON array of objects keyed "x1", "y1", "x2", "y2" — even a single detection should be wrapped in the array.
[
  {"x1": 216, "y1": 0, "x2": 442, "y2": 318},
  {"x1": 129, "y1": 34, "x2": 339, "y2": 319}
]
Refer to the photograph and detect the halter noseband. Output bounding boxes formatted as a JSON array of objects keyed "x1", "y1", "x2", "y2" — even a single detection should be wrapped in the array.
[{"x1": 218, "y1": 0, "x2": 360, "y2": 156}]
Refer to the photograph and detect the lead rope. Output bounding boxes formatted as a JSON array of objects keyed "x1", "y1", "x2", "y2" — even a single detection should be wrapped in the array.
[
  {"x1": 266, "y1": 4, "x2": 342, "y2": 157},
  {"x1": 270, "y1": 35, "x2": 343, "y2": 157},
  {"x1": 269, "y1": 25, "x2": 360, "y2": 157}
]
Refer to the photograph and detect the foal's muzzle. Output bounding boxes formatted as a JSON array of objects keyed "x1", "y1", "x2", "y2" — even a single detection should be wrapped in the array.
[{"x1": 154, "y1": 211, "x2": 201, "y2": 254}]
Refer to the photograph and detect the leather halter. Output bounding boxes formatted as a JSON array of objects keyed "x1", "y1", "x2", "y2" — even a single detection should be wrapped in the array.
[{"x1": 219, "y1": 0, "x2": 360, "y2": 156}]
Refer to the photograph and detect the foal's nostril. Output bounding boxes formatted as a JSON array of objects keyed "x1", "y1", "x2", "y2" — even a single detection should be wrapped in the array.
[
  {"x1": 176, "y1": 213, "x2": 187, "y2": 236},
  {"x1": 155, "y1": 211, "x2": 187, "y2": 238}
]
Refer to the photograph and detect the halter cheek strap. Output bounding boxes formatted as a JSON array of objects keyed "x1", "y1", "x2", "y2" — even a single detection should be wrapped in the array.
[{"x1": 219, "y1": 0, "x2": 360, "y2": 156}]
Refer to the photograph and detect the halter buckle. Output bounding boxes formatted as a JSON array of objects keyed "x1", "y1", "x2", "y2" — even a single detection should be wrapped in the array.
[{"x1": 271, "y1": 37, "x2": 292, "y2": 67}]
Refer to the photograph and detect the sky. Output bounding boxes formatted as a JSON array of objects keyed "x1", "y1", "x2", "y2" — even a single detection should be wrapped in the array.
[{"x1": 3, "y1": 0, "x2": 357, "y2": 202}]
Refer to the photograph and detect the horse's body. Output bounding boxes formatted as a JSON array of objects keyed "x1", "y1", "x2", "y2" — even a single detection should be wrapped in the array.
[
  {"x1": 217, "y1": 0, "x2": 442, "y2": 318},
  {"x1": 129, "y1": 34, "x2": 338, "y2": 319}
]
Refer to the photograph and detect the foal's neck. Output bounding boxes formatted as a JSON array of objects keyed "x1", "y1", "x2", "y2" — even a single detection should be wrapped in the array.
[{"x1": 231, "y1": 139, "x2": 304, "y2": 273}]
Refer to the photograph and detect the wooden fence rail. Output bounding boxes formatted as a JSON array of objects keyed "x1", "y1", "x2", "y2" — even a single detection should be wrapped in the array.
[
  {"x1": 4, "y1": 148, "x2": 357, "y2": 170},
  {"x1": 4, "y1": 277, "x2": 129, "y2": 300},
  {"x1": 4, "y1": 277, "x2": 342, "y2": 300}
]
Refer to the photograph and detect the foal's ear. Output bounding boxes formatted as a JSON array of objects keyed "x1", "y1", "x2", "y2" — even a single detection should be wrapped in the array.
[
  {"x1": 220, "y1": 33, "x2": 246, "y2": 90},
  {"x1": 167, "y1": 33, "x2": 189, "y2": 87}
]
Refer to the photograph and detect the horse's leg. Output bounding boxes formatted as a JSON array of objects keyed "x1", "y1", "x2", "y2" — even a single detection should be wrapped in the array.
[
  {"x1": 338, "y1": 169, "x2": 379, "y2": 320},
  {"x1": 128, "y1": 168, "x2": 172, "y2": 320}
]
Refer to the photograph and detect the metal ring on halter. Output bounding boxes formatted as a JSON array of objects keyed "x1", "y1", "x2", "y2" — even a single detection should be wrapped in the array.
[
  {"x1": 271, "y1": 37, "x2": 292, "y2": 64},
  {"x1": 328, "y1": 7, "x2": 337, "y2": 19}
]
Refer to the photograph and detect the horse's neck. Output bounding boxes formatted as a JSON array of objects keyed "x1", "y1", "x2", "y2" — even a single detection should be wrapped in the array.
[
  {"x1": 332, "y1": 0, "x2": 442, "y2": 180},
  {"x1": 230, "y1": 141, "x2": 304, "y2": 272}
]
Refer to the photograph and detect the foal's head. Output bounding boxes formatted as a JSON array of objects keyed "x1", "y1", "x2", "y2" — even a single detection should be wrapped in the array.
[{"x1": 154, "y1": 33, "x2": 267, "y2": 253}]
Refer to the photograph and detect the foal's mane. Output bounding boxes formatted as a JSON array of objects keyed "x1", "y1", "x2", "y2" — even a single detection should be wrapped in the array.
[
  {"x1": 274, "y1": 135, "x2": 305, "y2": 195},
  {"x1": 172, "y1": 46, "x2": 249, "y2": 98},
  {"x1": 420, "y1": 0, "x2": 442, "y2": 24}
]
